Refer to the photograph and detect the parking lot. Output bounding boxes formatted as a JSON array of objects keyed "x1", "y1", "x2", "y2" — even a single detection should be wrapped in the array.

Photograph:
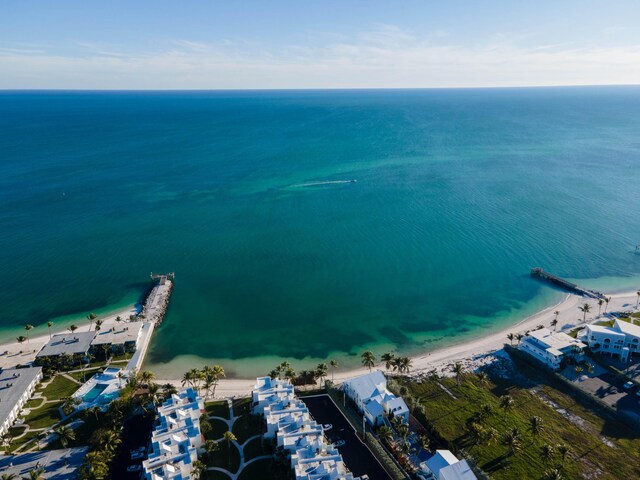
[
  {"x1": 566, "y1": 363, "x2": 640, "y2": 424},
  {"x1": 302, "y1": 394, "x2": 391, "y2": 480}
]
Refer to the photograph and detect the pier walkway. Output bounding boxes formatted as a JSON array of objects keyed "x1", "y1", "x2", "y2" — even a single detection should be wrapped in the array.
[{"x1": 530, "y1": 268, "x2": 605, "y2": 299}]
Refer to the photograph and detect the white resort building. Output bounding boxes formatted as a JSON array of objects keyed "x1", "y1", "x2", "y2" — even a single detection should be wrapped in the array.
[
  {"x1": 342, "y1": 370, "x2": 409, "y2": 427},
  {"x1": 0, "y1": 366, "x2": 42, "y2": 437},
  {"x1": 420, "y1": 450, "x2": 477, "y2": 480},
  {"x1": 252, "y1": 376, "x2": 359, "y2": 480},
  {"x1": 518, "y1": 328, "x2": 586, "y2": 370},
  {"x1": 142, "y1": 388, "x2": 204, "y2": 480},
  {"x1": 581, "y1": 319, "x2": 640, "y2": 362},
  {"x1": 90, "y1": 321, "x2": 143, "y2": 355}
]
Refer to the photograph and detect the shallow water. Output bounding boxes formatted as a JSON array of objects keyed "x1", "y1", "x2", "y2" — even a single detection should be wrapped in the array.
[{"x1": 1, "y1": 87, "x2": 639, "y2": 377}]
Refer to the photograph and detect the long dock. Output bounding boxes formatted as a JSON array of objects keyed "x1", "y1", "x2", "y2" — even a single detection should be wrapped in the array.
[{"x1": 530, "y1": 268, "x2": 605, "y2": 299}]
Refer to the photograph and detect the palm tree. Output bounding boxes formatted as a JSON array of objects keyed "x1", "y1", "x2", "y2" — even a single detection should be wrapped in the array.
[
  {"x1": 86, "y1": 312, "x2": 97, "y2": 331},
  {"x1": 557, "y1": 443, "x2": 569, "y2": 465},
  {"x1": 428, "y1": 369, "x2": 440, "y2": 381},
  {"x1": 140, "y1": 370, "x2": 155, "y2": 386},
  {"x1": 604, "y1": 296, "x2": 611, "y2": 313},
  {"x1": 540, "y1": 444, "x2": 555, "y2": 464},
  {"x1": 329, "y1": 359, "x2": 338, "y2": 382},
  {"x1": 482, "y1": 426, "x2": 499, "y2": 447},
  {"x1": 529, "y1": 416, "x2": 545, "y2": 440},
  {"x1": 516, "y1": 333, "x2": 524, "y2": 345},
  {"x1": 574, "y1": 366, "x2": 583, "y2": 380},
  {"x1": 637, "y1": 290, "x2": 640, "y2": 309},
  {"x1": 315, "y1": 363, "x2": 328, "y2": 385},
  {"x1": 47, "y1": 321, "x2": 54, "y2": 339},
  {"x1": 507, "y1": 333, "x2": 515, "y2": 346},
  {"x1": 16, "y1": 336, "x2": 27, "y2": 345},
  {"x1": 69, "y1": 324, "x2": 78, "y2": 334},
  {"x1": 378, "y1": 425, "x2": 393, "y2": 444},
  {"x1": 1, "y1": 473, "x2": 18, "y2": 480},
  {"x1": 284, "y1": 367, "x2": 296, "y2": 381},
  {"x1": 116, "y1": 315, "x2": 122, "y2": 324},
  {"x1": 162, "y1": 383, "x2": 178, "y2": 398},
  {"x1": 361, "y1": 351, "x2": 376, "y2": 371},
  {"x1": 499, "y1": 395, "x2": 514, "y2": 418},
  {"x1": 501, "y1": 427, "x2": 522, "y2": 456},
  {"x1": 101, "y1": 344, "x2": 111, "y2": 361},
  {"x1": 550, "y1": 318, "x2": 558, "y2": 331},
  {"x1": 541, "y1": 468, "x2": 564, "y2": 480},
  {"x1": 54, "y1": 424, "x2": 76, "y2": 448},
  {"x1": 398, "y1": 356, "x2": 412, "y2": 375},
  {"x1": 381, "y1": 353, "x2": 395, "y2": 371},
  {"x1": 578, "y1": 303, "x2": 592, "y2": 323},
  {"x1": 223, "y1": 431, "x2": 237, "y2": 464},
  {"x1": 476, "y1": 371, "x2": 488, "y2": 385},
  {"x1": 584, "y1": 363, "x2": 594, "y2": 375},
  {"x1": 452, "y1": 362, "x2": 464, "y2": 386},
  {"x1": 23, "y1": 468, "x2": 46, "y2": 480},
  {"x1": 24, "y1": 324, "x2": 33, "y2": 343},
  {"x1": 192, "y1": 460, "x2": 206, "y2": 480},
  {"x1": 417, "y1": 433, "x2": 430, "y2": 452},
  {"x1": 182, "y1": 369, "x2": 197, "y2": 389},
  {"x1": 466, "y1": 422, "x2": 485, "y2": 449},
  {"x1": 94, "y1": 319, "x2": 103, "y2": 332},
  {"x1": 597, "y1": 298, "x2": 604, "y2": 316}
]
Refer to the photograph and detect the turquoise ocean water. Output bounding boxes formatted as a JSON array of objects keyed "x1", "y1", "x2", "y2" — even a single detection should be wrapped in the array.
[{"x1": 1, "y1": 87, "x2": 640, "y2": 377}]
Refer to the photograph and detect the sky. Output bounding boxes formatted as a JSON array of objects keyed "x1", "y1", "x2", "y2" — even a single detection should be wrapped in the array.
[{"x1": 1, "y1": 0, "x2": 640, "y2": 89}]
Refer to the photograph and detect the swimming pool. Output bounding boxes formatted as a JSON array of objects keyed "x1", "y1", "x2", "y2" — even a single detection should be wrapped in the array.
[{"x1": 83, "y1": 383, "x2": 109, "y2": 403}]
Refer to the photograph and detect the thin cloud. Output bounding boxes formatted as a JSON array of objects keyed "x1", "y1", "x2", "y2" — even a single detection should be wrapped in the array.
[{"x1": 1, "y1": 25, "x2": 640, "y2": 89}]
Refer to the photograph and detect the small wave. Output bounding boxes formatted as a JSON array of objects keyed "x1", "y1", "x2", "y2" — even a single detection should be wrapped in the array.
[{"x1": 290, "y1": 179, "x2": 357, "y2": 188}]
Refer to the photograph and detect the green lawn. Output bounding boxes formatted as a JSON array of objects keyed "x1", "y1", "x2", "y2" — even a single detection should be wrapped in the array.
[
  {"x1": 232, "y1": 414, "x2": 264, "y2": 444},
  {"x1": 205, "y1": 440, "x2": 241, "y2": 474},
  {"x1": 42, "y1": 375, "x2": 79, "y2": 400},
  {"x1": 66, "y1": 369, "x2": 98, "y2": 383},
  {"x1": 5, "y1": 429, "x2": 41, "y2": 453},
  {"x1": 402, "y1": 370, "x2": 640, "y2": 480},
  {"x1": 22, "y1": 401, "x2": 63, "y2": 429},
  {"x1": 205, "y1": 419, "x2": 229, "y2": 441},
  {"x1": 232, "y1": 397, "x2": 252, "y2": 416},
  {"x1": 237, "y1": 458, "x2": 289, "y2": 480},
  {"x1": 206, "y1": 400, "x2": 230, "y2": 419},
  {"x1": 25, "y1": 397, "x2": 46, "y2": 409}
]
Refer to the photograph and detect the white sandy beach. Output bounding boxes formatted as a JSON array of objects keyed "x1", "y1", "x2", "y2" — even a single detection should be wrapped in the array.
[
  {"x1": 0, "y1": 306, "x2": 138, "y2": 370},
  {"x1": 155, "y1": 289, "x2": 640, "y2": 397}
]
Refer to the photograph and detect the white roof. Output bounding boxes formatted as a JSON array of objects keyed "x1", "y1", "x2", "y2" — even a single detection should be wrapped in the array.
[
  {"x1": 91, "y1": 322, "x2": 143, "y2": 346},
  {"x1": 527, "y1": 328, "x2": 584, "y2": 350},
  {"x1": 586, "y1": 324, "x2": 626, "y2": 337},
  {"x1": 614, "y1": 319, "x2": 640, "y2": 337},
  {"x1": 440, "y1": 460, "x2": 477, "y2": 480},
  {"x1": 343, "y1": 370, "x2": 387, "y2": 400},
  {"x1": 424, "y1": 450, "x2": 459, "y2": 475}
]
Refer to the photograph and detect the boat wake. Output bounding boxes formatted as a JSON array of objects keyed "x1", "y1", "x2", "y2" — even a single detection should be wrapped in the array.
[{"x1": 290, "y1": 179, "x2": 357, "y2": 188}]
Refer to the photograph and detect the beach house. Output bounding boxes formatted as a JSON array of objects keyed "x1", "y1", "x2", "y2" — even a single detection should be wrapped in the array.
[
  {"x1": 90, "y1": 322, "x2": 143, "y2": 355},
  {"x1": 0, "y1": 366, "x2": 42, "y2": 437},
  {"x1": 35, "y1": 332, "x2": 96, "y2": 366},
  {"x1": 518, "y1": 328, "x2": 586, "y2": 370},
  {"x1": 142, "y1": 388, "x2": 204, "y2": 480},
  {"x1": 420, "y1": 450, "x2": 477, "y2": 480},
  {"x1": 582, "y1": 319, "x2": 640, "y2": 362},
  {"x1": 342, "y1": 370, "x2": 409, "y2": 426},
  {"x1": 252, "y1": 375, "x2": 296, "y2": 414}
]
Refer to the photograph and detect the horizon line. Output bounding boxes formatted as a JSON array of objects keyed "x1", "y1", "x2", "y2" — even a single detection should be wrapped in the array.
[{"x1": 2, "y1": 83, "x2": 640, "y2": 93}]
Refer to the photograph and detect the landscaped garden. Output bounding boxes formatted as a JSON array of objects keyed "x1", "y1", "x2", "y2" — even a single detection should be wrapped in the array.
[{"x1": 395, "y1": 360, "x2": 640, "y2": 480}]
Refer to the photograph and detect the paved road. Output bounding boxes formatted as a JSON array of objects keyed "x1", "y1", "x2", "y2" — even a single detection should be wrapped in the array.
[{"x1": 302, "y1": 394, "x2": 391, "y2": 480}]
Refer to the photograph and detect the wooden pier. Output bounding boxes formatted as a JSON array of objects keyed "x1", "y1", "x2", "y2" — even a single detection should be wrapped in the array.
[{"x1": 530, "y1": 268, "x2": 605, "y2": 299}]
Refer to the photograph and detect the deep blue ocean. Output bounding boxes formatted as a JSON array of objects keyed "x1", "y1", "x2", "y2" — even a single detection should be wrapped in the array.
[{"x1": 1, "y1": 87, "x2": 640, "y2": 377}]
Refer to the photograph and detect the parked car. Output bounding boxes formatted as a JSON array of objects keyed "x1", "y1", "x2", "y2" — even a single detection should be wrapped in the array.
[
  {"x1": 126, "y1": 465, "x2": 142, "y2": 472},
  {"x1": 130, "y1": 451, "x2": 146, "y2": 460},
  {"x1": 623, "y1": 381, "x2": 635, "y2": 390},
  {"x1": 322, "y1": 423, "x2": 333, "y2": 431},
  {"x1": 332, "y1": 440, "x2": 346, "y2": 448}
]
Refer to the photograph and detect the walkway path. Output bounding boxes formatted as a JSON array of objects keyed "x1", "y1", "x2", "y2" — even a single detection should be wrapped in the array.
[{"x1": 204, "y1": 399, "x2": 274, "y2": 480}]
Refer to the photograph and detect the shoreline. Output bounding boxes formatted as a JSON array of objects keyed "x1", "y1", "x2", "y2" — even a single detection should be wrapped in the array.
[{"x1": 154, "y1": 288, "x2": 640, "y2": 397}]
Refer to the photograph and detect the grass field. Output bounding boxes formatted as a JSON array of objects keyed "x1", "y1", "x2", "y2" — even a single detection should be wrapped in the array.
[
  {"x1": 22, "y1": 401, "x2": 63, "y2": 429},
  {"x1": 402, "y1": 368, "x2": 640, "y2": 479},
  {"x1": 206, "y1": 400, "x2": 230, "y2": 419},
  {"x1": 231, "y1": 414, "x2": 264, "y2": 444},
  {"x1": 42, "y1": 375, "x2": 79, "y2": 400}
]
